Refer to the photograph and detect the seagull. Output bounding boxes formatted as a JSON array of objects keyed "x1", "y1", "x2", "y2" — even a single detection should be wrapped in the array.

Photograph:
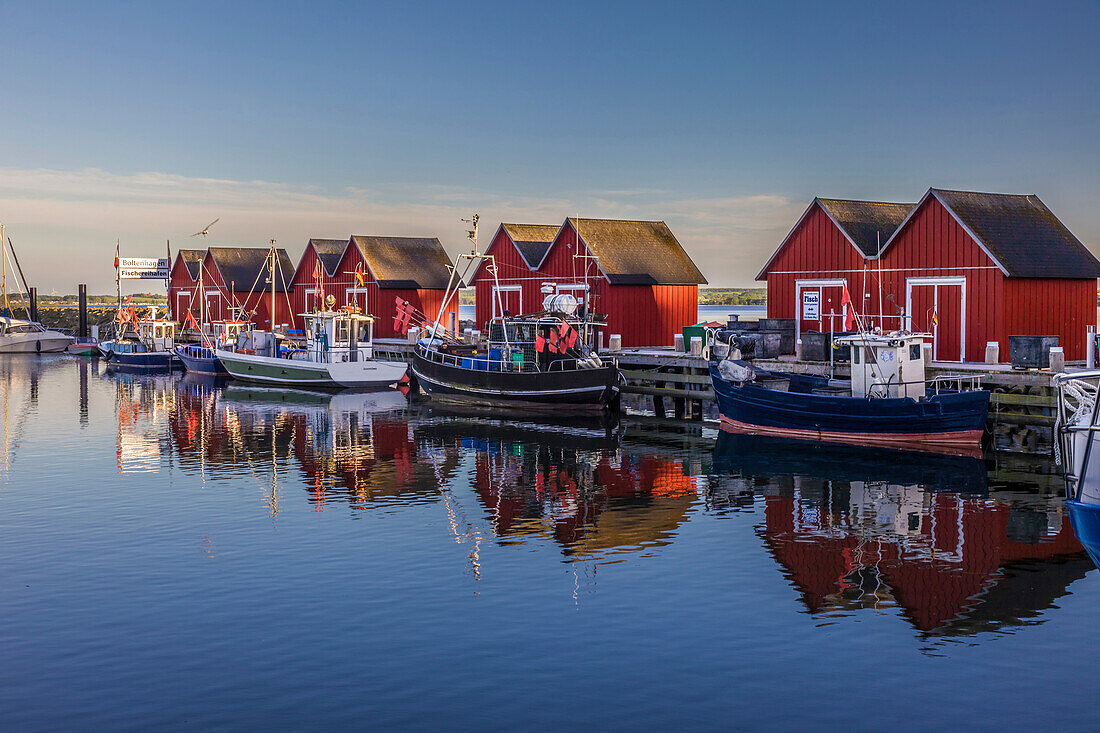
[{"x1": 191, "y1": 218, "x2": 220, "y2": 238}]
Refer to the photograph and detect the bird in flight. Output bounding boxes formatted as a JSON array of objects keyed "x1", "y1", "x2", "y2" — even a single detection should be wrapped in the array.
[{"x1": 191, "y1": 218, "x2": 220, "y2": 238}]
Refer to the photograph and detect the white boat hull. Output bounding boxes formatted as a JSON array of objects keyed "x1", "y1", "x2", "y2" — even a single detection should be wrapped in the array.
[
  {"x1": 0, "y1": 332, "x2": 73, "y2": 353},
  {"x1": 215, "y1": 348, "x2": 408, "y2": 389}
]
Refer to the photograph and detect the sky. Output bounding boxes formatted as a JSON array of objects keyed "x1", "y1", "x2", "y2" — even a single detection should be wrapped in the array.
[{"x1": 0, "y1": 0, "x2": 1097, "y2": 293}]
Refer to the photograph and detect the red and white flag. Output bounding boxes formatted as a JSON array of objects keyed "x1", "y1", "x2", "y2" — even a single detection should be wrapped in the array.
[{"x1": 839, "y1": 283, "x2": 857, "y2": 331}]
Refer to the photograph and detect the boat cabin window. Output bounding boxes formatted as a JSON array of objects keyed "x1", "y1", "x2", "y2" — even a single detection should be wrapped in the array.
[
  {"x1": 357, "y1": 322, "x2": 370, "y2": 342},
  {"x1": 336, "y1": 319, "x2": 350, "y2": 343},
  {"x1": 7, "y1": 324, "x2": 37, "y2": 334},
  {"x1": 910, "y1": 344, "x2": 921, "y2": 361},
  {"x1": 853, "y1": 347, "x2": 861, "y2": 364}
]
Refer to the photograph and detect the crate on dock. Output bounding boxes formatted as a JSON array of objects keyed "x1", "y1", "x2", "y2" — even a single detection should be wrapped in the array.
[
  {"x1": 800, "y1": 331, "x2": 854, "y2": 361},
  {"x1": 760, "y1": 318, "x2": 795, "y2": 354},
  {"x1": 1008, "y1": 335, "x2": 1059, "y2": 369}
]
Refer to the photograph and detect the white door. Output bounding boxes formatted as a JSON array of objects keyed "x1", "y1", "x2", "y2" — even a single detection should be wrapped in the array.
[{"x1": 492, "y1": 285, "x2": 522, "y2": 318}]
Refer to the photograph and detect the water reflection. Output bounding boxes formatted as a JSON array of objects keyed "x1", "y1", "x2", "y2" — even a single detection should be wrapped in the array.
[
  {"x1": 712, "y1": 432, "x2": 1087, "y2": 636},
  {"x1": 86, "y1": 364, "x2": 1097, "y2": 636}
]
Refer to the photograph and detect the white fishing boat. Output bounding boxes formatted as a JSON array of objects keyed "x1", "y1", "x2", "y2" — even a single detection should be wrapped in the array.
[{"x1": 216, "y1": 306, "x2": 408, "y2": 389}]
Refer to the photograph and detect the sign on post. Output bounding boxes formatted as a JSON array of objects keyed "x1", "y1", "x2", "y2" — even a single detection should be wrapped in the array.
[
  {"x1": 119, "y1": 258, "x2": 170, "y2": 280},
  {"x1": 801, "y1": 290, "x2": 820, "y2": 320}
]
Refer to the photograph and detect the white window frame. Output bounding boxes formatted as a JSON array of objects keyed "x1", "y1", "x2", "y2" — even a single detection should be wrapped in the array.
[
  {"x1": 176, "y1": 291, "x2": 190, "y2": 321},
  {"x1": 345, "y1": 286, "x2": 370, "y2": 313},
  {"x1": 794, "y1": 278, "x2": 847, "y2": 341},
  {"x1": 905, "y1": 276, "x2": 966, "y2": 362},
  {"x1": 492, "y1": 285, "x2": 522, "y2": 319}
]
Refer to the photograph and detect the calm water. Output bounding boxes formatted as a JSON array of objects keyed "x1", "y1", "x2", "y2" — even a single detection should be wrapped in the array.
[{"x1": 0, "y1": 355, "x2": 1097, "y2": 731}]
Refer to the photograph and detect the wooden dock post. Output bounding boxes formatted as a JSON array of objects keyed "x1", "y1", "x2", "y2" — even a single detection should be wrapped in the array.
[{"x1": 78, "y1": 284, "x2": 88, "y2": 339}]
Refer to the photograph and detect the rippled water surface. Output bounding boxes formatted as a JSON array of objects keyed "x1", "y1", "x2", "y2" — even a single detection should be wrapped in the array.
[{"x1": 1, "y1": 355, "x2": 1097, "y2": 731}]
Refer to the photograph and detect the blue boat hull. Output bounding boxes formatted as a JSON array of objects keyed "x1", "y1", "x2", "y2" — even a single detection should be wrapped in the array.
[
  {"x1": 1068, "y1": 501, "x2": 1100, "y2": 569},
  {"x1": 98, "y1": 341, "x2": 175, "y2": 370},
  {"x1": 175, "y1": 345, "x2": 227, "y2": 375},
  {"x1": 709, "y1": 363, "x2": 988, "y2": 453}
]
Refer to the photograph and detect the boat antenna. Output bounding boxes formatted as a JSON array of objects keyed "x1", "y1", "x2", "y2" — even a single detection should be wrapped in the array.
[
  {"x1": 191, "y1": 218, "x2": 219, "y2": 239},
  {"x1": 876, "y1": 230, "x2": 884, "y2": 332}
]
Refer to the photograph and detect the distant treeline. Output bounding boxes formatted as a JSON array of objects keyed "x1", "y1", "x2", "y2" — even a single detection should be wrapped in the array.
[
  {"x1": 6, "y1": 293, "x2": 168, "y2": 305},
  {"x1": 456, "y1": 288, "x2": 767, "y2": 307},
  {"x1": 698, "y1": 288, "x2": 767, "y2": 306}
]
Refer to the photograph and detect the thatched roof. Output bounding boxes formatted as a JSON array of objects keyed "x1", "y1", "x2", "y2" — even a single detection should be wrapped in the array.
[
  {"x1": 350, "y1": 236, "x2": 453, "y2": 289},
  {"x1": 566, "y1": 218, "x2": 706, "y2": 285}
]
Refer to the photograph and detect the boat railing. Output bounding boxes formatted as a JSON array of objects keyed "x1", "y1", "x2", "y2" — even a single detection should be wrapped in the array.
[
  {"x1": 927, "y1": 373, "x2": 987, "y2": 394},
  {"x1": 416, "y1": 341, "x2": 589, "y2": 374}
]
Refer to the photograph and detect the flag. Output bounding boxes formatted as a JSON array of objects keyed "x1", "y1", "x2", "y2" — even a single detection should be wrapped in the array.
[
  {"x1": 114, "y1": 240, "x2": 120, "y2": 270},
  {"x1": 931, "y1": 307, "x2": 938, "y2": 328},
  {"x1": 312, "y1": 259, "x2": 321, "y2": 280},
  {"x1": 354, "y1": 263, "x2": 366, "y2": 287},
  {"x1": 840, "y1": 284, "x2": 857, "y2": 331}
]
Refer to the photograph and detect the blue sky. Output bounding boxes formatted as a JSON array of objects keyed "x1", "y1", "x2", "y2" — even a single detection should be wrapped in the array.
[{"x1": 0, "y1": 0, "x2": 1097, "y2": 291}]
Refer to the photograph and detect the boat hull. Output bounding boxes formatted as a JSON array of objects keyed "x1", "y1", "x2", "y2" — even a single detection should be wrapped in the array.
[
  {"x1": 175, "y1": 345, "x2": 227, "y2": 375},
  {"x1": 99, "y1": 341, "x2": 175, "y2": 369},
  {"x1": 66, "y1": 341, "x2": 100, "y2": 356},
  {"x1": 710, "y1": 363, "x2": 988, "y2": 453},
  {"x1": 410, "y1": 352, "x2": 620, "y2": 413},
  {"x1": 0, "y1": 332, "x2": 73, "y2": 353},
  {"x1": 215, "y1": 349, "x2": 407, "y2": 389}
]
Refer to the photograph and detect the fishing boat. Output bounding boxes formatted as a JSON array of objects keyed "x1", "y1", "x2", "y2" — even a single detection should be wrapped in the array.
[
  {"x1": 409, "y1": 214, "x2": 621, "y2": 413},
  {"x1": 216, "y1": 307, "x2": 407, "y2": 388},
  {"x1": 174, "y1": 319, "x2": 252, "y2": 375},
  {"x1": 710, "y1": 330, "x2": 989, "y2": 454},
  {"x1": 98, "y1": 307, "x2": 178, "y2": 369}
]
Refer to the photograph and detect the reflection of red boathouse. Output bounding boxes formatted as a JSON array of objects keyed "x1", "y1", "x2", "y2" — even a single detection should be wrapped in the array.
[
  {"x1": 473, "y1": 444, "x2": 699, "y2": 557},
  {"x1": 763, "y1": 489, "x2": 1085, "y2": 633}
]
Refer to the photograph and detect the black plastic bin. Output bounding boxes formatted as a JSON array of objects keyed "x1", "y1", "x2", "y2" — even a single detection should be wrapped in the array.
[{"x1": 1008, "y1": 335, "x2": 1059, "y2": 369}]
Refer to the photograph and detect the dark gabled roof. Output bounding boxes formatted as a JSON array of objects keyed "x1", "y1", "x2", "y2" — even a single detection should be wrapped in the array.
[
  {"x1": 501, "y1": 223, "x2": 559, "y2": 268},
  {"x1": 350, "y1": 236, "x2": 453, "y2": 289},
  {"x1": 307, "y1": 238, "x2": 348, "y2": 277},
  {"x1": 176, "y1": 249, "x2": 206, "y2": 280},
  {"x1": 816, "y1": 198, "x2": 915, "y2": 257},
  {"x1": 206, "y1": 247, "x2": 296, "y2": 293},
  {"x1": 566, "y1": 218, "x2": 707, "y2": 285},
  {"x1": 912, "y1": 188, "x2": 1100, "y2": 279}
]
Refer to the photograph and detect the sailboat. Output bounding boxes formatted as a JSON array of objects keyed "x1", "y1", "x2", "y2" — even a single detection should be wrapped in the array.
[{"x1": 0, "y1": 225, "x2": 72, "y2": 354}]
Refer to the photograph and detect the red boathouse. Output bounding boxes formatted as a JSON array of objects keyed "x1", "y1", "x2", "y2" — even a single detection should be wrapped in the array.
[
  {"x1": 758, "y1": 188, "x2": 1100, "y2": 361},
  {"x1": 472, "y1": 218, "x2": 706, "y2": 348},
  {"x1": 169, "y1": 247, "x2": 296, "y2": 331},
  {"x1": 290, "y1": 236, "x2": 458, "y2": 340}
]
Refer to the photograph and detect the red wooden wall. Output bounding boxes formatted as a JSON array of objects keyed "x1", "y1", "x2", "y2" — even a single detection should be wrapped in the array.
[
  {"x1": 762, "y1": 198, "x2": 1098, "y2": 361},
  {"x1": 472, "y1": 221, "x2": 699, "y2": 348},
  {"x1": 289, "y1": 242, "x2": 458, "y2": 340}
]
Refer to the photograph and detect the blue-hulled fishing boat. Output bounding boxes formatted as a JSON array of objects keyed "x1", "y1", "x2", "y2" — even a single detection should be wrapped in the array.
[
  {"x1": 710, "y1": 331, "x2": 989, "y2": 455},
  {"x1": 98, "y1": 307, "x2": 177, "y2": 370},
  {"x1": 174, "y1": 320, "x2": 253, "y2": 375}
]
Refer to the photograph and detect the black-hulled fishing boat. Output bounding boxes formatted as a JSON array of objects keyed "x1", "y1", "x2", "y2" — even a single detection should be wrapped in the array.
[
  {"x1": 408, "y1": 214, "x2": 621, "y2": 413},
  {"x1": 710, "y1": 331, "x2": 989, "y2": 455}
]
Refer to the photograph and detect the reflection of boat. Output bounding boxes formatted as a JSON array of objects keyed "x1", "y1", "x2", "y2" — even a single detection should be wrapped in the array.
[
  {"x1": 1053, "y1": 370, "x2": 1100, "y2": 567},
  {"x1": 710, "y1": 332, "x2": 988, "y2": 454},
  {"x1": 713, "y1": 431, "x2": 987, "y2": 494},
  {"x1": 709, "y1": 427, "x2": 1084, "y2": 636}
]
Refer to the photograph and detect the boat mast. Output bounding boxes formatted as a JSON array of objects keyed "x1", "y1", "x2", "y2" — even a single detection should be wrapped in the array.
[
  {"x1": 269, "y1": 239, "x2": 276, "y2": 334},
  {"x1": 429, "y1": 214, "x2": 479, "y2": 349},
  {"x1": 1, "y1": 224, "x2": 7, "y2": 316},
  {"x1": 116, "y1": 238, "x2": 122, "y2": 335}
]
